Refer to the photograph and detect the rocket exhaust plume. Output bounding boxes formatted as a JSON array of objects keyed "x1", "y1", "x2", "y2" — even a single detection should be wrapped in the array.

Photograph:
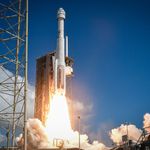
[{"x1": 45, "y1": 94, "x2": 73, "y2": 141}]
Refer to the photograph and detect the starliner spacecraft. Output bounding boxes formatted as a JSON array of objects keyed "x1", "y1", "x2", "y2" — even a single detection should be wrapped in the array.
[{"x1": 53, "y1": 8, "x2": 73, "y2": 95}]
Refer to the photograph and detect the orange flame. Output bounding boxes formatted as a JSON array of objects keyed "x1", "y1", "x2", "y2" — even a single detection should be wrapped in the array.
[{"x1": 45, "y1": 94, "x2": 74, "y2": 141}]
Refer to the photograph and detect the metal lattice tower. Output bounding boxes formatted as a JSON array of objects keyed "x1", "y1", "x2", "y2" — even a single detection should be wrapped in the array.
[{"x1": 0, "y1": 0, "x2": 28, "y2": 149}]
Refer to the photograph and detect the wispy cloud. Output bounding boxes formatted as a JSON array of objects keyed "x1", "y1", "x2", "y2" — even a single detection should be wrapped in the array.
[{"x1": 0, "y1": 67, "x2": 35, "y2": 120}]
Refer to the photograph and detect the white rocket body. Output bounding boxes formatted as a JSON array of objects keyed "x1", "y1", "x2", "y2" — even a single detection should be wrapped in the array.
[{"x1": 54, "y1": 8, "x2": 66, "y2": 95}]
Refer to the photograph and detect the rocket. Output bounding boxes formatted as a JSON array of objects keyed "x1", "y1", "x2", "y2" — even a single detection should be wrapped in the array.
[{"x1": 54, "y1": 8, "x2": 66, "y2": 95}]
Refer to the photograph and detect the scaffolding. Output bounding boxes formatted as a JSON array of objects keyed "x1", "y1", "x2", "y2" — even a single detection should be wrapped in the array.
[{"x1": 0, "y1": 0, "x2": 28, "y2": 149}]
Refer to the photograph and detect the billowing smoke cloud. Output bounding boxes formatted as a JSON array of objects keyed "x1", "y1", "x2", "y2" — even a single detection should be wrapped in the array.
[
  {"x1": 15, "y1": 118, "x2": 48, "y2": 148},
  {"x1": 17, "y1": 119, "x2": 50, "y2": 148},
  {"x1": 17, "y1": 118, "x2": 108, "y2": 150},
  {"x1": 109, "y1": 124, "x2": 142, "y2": 145},
  {"x1": 143, "y1": 113, "x2": 150, "y2": 133}
]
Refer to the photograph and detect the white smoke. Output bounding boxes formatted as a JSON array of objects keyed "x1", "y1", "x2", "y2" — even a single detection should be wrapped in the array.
[
  {"x1": 17, "y1": 118, "x2": 108, "y2": 150},
  {"x1": 109, "y1": 124, "x2": 142, "y2": 145},
  {"x1": 143, "y1": 113, "x2": 150, "y2": 133},
  {"x1": 26, "y1": 119, "x2": 49, "y2": 148},
  {"x1": 16, "y1": 119, "x2": 50, "y2": 148}
]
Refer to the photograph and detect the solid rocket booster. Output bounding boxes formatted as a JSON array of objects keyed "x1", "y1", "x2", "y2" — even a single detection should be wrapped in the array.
[{"x1": 54, "y1": 8, "x2": 66, "y2": 95}]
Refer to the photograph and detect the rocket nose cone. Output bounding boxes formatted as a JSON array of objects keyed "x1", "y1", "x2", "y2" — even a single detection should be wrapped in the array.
[
  {"x1": 58, "y1": 8, "x2": 65, "y2": 12},
  {"x1": 57, "y1": 8, "x2": 65, "y2": 19}
]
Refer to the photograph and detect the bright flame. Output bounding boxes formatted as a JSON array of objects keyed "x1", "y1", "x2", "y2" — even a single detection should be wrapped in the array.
[
  {"x1": 16, "y1": 93, "x2": 109, "y2": 149},
  {"x1": 44, "y1": 94, "x2": 108, "y2": 149},
  {"x1": 45, "y1": 94, "x2": 74, "y2": 141}
]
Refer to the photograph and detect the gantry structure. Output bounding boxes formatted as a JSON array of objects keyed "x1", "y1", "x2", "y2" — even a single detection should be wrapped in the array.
[
  {"x1": 34, "y1": 52, "x2": 74, "y2": 127},
  {"x1": 0, "y1": 0, "x2": 28, "y2": 149}
]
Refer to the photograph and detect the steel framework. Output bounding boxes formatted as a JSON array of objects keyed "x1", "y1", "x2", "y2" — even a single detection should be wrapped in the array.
[{"x1": 0, "y1": 0, "x2": 28, "y2": 149}]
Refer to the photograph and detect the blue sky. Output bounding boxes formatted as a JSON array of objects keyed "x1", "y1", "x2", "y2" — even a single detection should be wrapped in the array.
[{"x1": 28, "y1": 0, "x2": 150, "y2": 145}]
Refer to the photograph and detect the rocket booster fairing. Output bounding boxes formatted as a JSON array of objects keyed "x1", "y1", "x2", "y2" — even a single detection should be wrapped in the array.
[{"x1": 54, "y1": 8, "x2": 66, "y2": 95}]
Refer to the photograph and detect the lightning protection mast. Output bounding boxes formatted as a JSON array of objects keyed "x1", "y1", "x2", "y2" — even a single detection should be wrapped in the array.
[{"x1": 0, "y1": 0, "x2": 28, "y2": 149}]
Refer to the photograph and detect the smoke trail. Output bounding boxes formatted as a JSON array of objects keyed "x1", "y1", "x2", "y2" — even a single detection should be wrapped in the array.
[
  {"x1": 109, "y1": 124, "x2": 142, "y2": 145},
  {"x1": 143, "y1": 113, "x2": 150, "y2": 133}
]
